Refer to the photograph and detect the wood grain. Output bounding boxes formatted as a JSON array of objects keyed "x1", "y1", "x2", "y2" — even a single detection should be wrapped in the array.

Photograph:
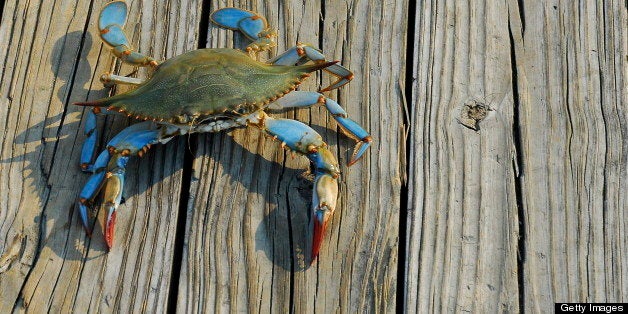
[
  {"x1": 0, "y1": 0, "x2": 201, "y2": 311},
  {"x1": 509, "y1": 0, "x2": 628, "y2": 309},
  {"x1": 405, "y1": 0, "x2": 520, "y2": 312},
  {"x1": 176, "y1": 0, "x2": 407, "y2": 312},
  {"x1": 2, "y1": 0, "x2": 625, "y2": 312},
  {"x1": 405, "y1": 0, "x2": 628, "y2": 312}
]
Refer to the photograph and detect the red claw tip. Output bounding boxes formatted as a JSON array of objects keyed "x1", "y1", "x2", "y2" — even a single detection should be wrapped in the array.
[
  {"x1": 311, "y1": 215, "x2": 328, "y2": 262},
  {"x1": 105, "y1": 211, "x2": 116, "y2": 251}
]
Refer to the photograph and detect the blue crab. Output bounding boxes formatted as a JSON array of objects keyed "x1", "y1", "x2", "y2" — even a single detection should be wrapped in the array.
[{"x1": 75, "y1": 1, "x2": 371, "y2": 261}]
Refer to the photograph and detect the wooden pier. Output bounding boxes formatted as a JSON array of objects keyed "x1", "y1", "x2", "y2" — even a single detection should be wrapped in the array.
[{"x1": 0, "y1": 0, "x2": 626, "y2": 312}]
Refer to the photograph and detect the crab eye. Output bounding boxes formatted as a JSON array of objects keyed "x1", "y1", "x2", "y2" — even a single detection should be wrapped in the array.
[{"x1": 237, "y1": 108, "x2": 247, "y2": 114}]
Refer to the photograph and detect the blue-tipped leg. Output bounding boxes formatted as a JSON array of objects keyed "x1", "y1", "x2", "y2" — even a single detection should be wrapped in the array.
[
  {"x1": 78, "y1": 149, "x2": 113, "y2": 233},
  {"x1": 79, "y1": 171, "x2": 107, "y2": 202},
  {"x1": 264, "y1": 117, "x2": 324, "y2": 153},
  {"x1": 97, "y1": 1, "x2": 157, "y2": 67},
  {"x1": 266, "y1": 91, "x2": 372, "y2": 166},
  {"x1": 271, "y1": 44, "x2": 354, "y2": 91},
  {"x1": 113, "y1": 129, "x2": 161, "y2": 153},
  {"x1": 323, "y1": 99, "x2": 372, "y2": 165},
  {"x1": 100, "y1": 25, "x2": 129, "y2": 48},
  {"x1": 262, "y1": 116, "x2": 340, "y2": 177},
  {"x1": 77, "y1": 122, "x2": 169, "y2": 249},
  {"x1": 78, "y1": 171, "x2": 106, "y2": 235},
  {"x1": 80, "y1": 109, "x2": 98, "y2": 171},
  {"x1": 269, "y1": 48, "x2": 301, "y2": 66},
  {"x1": 80, "y1": 107, "x2": 134, "y2": 172},
  {"x1": 92, "y1": 149, "x2": 111, "y2": 171},
  {"x1": 210, "y1": 8, "x2": 256, "y2": 29},
  {"x1": 210, "y1": 8, "x2": 277, "y2": 53},
  {"x1": 107, "y1": 121, "x2": 157, "y2": 148},
  {"x1": 238, "y1": 17, "x2": 266, "y2": 40},
  {"x1": 98, "y1": 1, "x2": 127, "y2": 30},
  {"x1": 98, "y1": 1, "x2": 129, "y2": 47},
  {"x1": 253, "y1": 113, "x2": 340, "y2": 262}
]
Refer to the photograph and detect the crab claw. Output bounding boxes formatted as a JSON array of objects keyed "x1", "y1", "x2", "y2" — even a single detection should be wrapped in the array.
[
  {"x1": 102, "y1": 156, "x2": 128, "y2": 250},
  {"x1": 104, "y1": 205, "x2": 118, "y2": 250},
  {"x1": 76, "y1": 122, "x2": 170, "y2": 249},
  {"x1": 254, "y1": 114, "x2": 341, "y2": 262},
  {"x1": 311, "y1": 172, "x2": 338, "y2": 262}
]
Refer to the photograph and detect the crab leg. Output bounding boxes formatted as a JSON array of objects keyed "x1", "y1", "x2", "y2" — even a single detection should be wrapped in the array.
[
  {"x1": 98, "y1": 1, "x2": 157, "y2": 67},
  {"x1": 249, "y1": 112, "x2": 339, "y2": 261},
  {"x1": 80, "y1": 69, "x2": 148, "y2": 170},
  {"x1": 271, "y1": 44, "x2": 354, "y2": 92},
  {"x1": 267, "y1": 91, "x2": 372, "y2": 165},
  {"x1": 77, "y1": 122, "x2": 176, "y2": 249},
  {"x1": 80, "y1": 107, "x2": 118, "y2": 172},
  {"x1": 79, "y1": 104, "x2": 145, "y2": 172},
  {"x1": 80, "y1": 109, "x2": 98, "y2": 171},
  {"x1": 101, "y1": 154, "x2": 128, "y2": 249},
  {"x1": 78, "y1": 150, "x2": 111, "y2": 234},
  {"x1": 210, "y1": 8, "x2": 278, "y2": 54},
  {"x1": 79, "y1": 122, "x2": 157, "y2": 234},
  {"x1": 100, "y1": 72, "x2": 145, "y2": 87}
]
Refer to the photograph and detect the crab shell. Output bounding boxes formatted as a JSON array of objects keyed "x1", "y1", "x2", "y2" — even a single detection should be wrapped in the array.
[{"x1": 93, "y1": 48, "x2": 331, "y2": 124}]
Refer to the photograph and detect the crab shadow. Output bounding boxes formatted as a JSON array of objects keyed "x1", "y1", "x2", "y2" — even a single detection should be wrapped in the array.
[{"x1": 1, "y1": 31, "x2": 342, "y2": 272}]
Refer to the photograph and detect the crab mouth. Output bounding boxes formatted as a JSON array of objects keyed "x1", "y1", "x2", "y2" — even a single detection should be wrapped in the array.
[
  {"x1": 197, "y1": 115, "x2": 233, "y2": 125},
  {"x1": 182, "y1": 114, "x2": 243, "y2": 133}
]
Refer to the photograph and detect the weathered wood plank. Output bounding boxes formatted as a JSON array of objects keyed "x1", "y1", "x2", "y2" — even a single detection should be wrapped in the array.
[
  {"x1": 405, "y1": 0, "x2": 520, "y2": 312},
  {"x1": 509, "y1": 0, "x2": 628, "y2": 309},
  {"x1": 0, "y1": 0, "x2": 201, "y2": 312},
  {"x1": 177, "y1": 0, "x2": 407, "y2": 312},
  {"x1": 5, "y1": 0, "x2": 623, "y2": 311},
  {"x1": 293, "y1": 0, "x2": 406, "y2": 311}
]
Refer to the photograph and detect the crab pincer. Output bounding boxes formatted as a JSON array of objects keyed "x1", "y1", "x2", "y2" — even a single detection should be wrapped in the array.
[
  {"x1": 308, "y1": 150, "x2": 340, "y2": 261},
  {"x1": 101, "y1": 155, "x2": 128, "y2": 249},
  {"x1": 254, "y1": 113, "x2": 342, "y2": 261},
  {"x1": 76, "y1": 121, "x2": 173, "y2": 249}
]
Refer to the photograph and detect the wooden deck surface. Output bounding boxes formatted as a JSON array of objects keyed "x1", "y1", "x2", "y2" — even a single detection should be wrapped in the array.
[{"x1": 0, "y1": 0, "x2": 626, "y2": 313}]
